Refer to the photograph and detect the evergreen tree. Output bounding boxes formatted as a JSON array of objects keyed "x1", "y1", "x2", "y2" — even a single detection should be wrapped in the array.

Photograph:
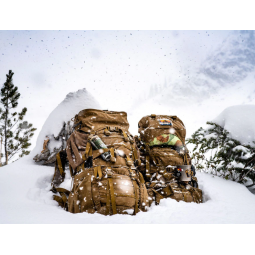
[
  {"x1": 187, "y1": 121, "x2": 255, "y2": 187},
  {"x1": 0, "y1": 70, "x2": 36, "y2": 165}
]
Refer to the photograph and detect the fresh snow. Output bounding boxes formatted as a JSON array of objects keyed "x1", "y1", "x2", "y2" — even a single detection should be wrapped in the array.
[
  {"x1": 213, "y1": 105, "x2": 255, "y2": 145},
  {"x1": 1, "y1": 155, "x2": 255, "y2": 223}
]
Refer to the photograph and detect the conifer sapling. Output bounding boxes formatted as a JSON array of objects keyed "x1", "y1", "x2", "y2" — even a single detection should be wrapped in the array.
[{"x1": 0, "y1": 70, "x2": 36, "y2": 165}]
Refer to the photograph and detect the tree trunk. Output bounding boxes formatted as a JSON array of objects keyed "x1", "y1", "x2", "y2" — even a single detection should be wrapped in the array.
[
  {"x1": 4, "y1": 92, "x2": 8, "y2": 165},
  {"x1": 4, "y1": 110, "x2": 8, "y2": 165}
]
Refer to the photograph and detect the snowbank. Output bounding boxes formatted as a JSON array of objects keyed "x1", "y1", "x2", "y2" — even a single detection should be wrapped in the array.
[
  {"x1": 32, "y1": 88, "x2": 101, "y2": 156},
  {"x1": 213, "y1": 105, "x2": 255, "y2": 145},
  {"x1": 1, "y1": 157, "x2": 255, "y2": 223}
]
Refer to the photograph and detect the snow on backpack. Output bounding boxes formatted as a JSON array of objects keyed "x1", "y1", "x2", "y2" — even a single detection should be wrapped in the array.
[
  {"x1": 51, "y1": 109, "x2": 149, "y2": 215},
  {"x1": 136, "y1": 114, "x2": 203, "y2": 205}
]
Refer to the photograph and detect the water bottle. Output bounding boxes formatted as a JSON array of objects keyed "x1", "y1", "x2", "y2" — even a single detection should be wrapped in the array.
[{"x1": 90, "y1": 135, "x2": 111, "y2": 161}]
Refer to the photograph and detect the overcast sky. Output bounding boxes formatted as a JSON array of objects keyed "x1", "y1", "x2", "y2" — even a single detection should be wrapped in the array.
[{"x1": 0, "y1": 30, "x2": 232, "y2": 147}]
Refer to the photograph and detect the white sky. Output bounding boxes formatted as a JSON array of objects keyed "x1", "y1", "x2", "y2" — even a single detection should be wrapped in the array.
[{"x1": 0, "y1": 31, "x2": 231, "y2": 135}]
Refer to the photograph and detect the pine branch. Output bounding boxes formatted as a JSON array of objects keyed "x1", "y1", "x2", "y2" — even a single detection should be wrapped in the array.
[{"x1": 8, "y1": 148, "x2": 22, "y2": 160}]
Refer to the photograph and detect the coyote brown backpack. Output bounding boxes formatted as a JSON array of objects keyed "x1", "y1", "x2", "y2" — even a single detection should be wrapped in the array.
[
  {"x1": 52, "y1": 109, "x2": 149, "y2": 215},
  {"x1": 137, "y1": 114, "x2": 203, "y2": 205}
]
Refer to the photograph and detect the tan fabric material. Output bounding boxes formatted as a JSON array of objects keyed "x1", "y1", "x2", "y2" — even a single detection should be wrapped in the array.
[
  {"x1": 56, "y1": 153, "x2": 64, "y2": 176},
  {"x1": 74, "y1": 109, "x2": 129, "y2": 133},
  {"x1": 68, "y1": 167, "x2": 149, "y2": 215},
  {"x1": 65, "y1": 109, "x2": 149, "y2": 215},
  {"x1": 137, "y1": 114, "x2": 203, "y2": 205},
  {"x1": 138, "y1": 115, "x2": 186, "y2": 145},
  {"x1": 66, "y1": 131, "x2": 89, "y2": 169},
  {"x1": 52, "y1": 158, "x2": 65, "y2": 187},
  {"x1": 149, "y1": 147, "x2": 184, "y2": 166},
  {"x1": 108, "y1": 177, "x2": 117, "y2": 214}
]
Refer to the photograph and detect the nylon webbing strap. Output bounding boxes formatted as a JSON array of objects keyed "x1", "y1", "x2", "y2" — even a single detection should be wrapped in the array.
[
  {"x1": 110, "y1": 147, "x2": 114, "y2": 157},
  {"x1": 108, "y1": 177, "x2": 117, "y2": 215},
  {"x1": 104, "y1": 128, "x2": 110, "y2": 136},
  {"x1": 132, "y1": 180, "x2": 139, "y2": 215},
  {"x1": 94, "y1": 166, "x2": 103, "y2": 179},
  {"x1": 110, "y1": 147, "x2": 116, "y2": 163},
  {"x1": 53, "y1": 195, "x2": 64, "y2": 206},
  {"x1": 84, "y1": 142, "x2": 92, "y2": 159},
  {"x1": 61, "y1": 193, "x2": 67, "y2": 204},
  {"x1": 132, "y1": 144, "x2": 138, "y2": 161},
  {"x1": 184, "y1": 153, "x2": 188, "y2": 165},
  {"x1": 122, "y1": 131, "x2": 129, "y2": 142},
  {"x1": 110, "y1": 147, "x2": 115, "y2": 158},
  {"x1": 56, "y1": 153, "x2": 64, "y2": 176},
  {"x1": 93, "y1": 148, "x2": 109, "y2": 159},
  {"x1": 54, "y1": 187, "x2": 70, "y2": 195},
  {"x1": 97, "y1": 166, "x2": 102, "y2": 179},
  {"x1": 132, "y1": 144, "x2": 141, "y2": 166},
  {"x1": 53, "y1": 193, "x2": 68, "y2": 208},
  {"x1": 94, "y1": 166, "x2": 98, "y2": 178},
  {"x1": 89, "y1": 145, "x2": 92, "y2": 157}
]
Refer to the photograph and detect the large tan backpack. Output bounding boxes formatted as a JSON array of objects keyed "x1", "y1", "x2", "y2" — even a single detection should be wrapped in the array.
[
  {"x1": 137, "y1": 114, "x2": 203, "y2": 205},
  {"x1": 52, "y1": 109, "x2": 149, "y2": 215}
]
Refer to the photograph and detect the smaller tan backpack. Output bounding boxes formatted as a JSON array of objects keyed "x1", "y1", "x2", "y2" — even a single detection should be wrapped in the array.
[{"x1": 137, "y1": 114, "x2": 203, "y2": 205}]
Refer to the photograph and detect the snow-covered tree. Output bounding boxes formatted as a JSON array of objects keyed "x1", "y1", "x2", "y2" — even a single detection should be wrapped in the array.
[
  {"x1": 187, "y1": 121, "x2": 255, "y2": 187},
  {"x1": 0, "y1": 70, "x2": 36, "y2": 164}
]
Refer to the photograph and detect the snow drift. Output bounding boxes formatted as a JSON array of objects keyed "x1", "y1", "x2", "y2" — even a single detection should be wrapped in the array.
[
  {"x1": 213, "y1": 104, "x2": 255, "y2": 145},
  {"x1": 32, "y1": 88, "x2": 101, "y2": 156}
]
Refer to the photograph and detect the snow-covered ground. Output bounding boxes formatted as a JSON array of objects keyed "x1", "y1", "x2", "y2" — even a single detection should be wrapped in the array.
[
  {"x1": 1, "y1": 154, "x2": 255, "y2": 223},
  {"x1": 1, "y1": 89, "x2": 255, "y2": 223}
]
